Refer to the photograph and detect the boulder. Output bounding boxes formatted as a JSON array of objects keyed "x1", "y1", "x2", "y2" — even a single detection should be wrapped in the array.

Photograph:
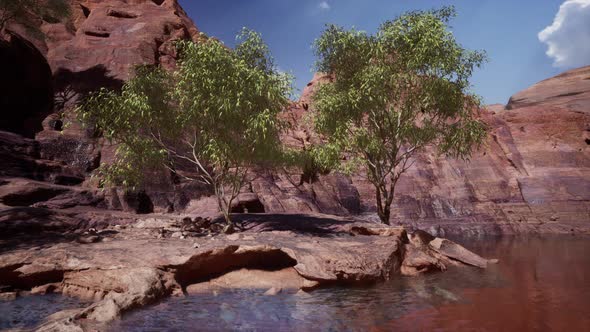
[
  {"x1": 429, "y1": 238, "x2": 490, "y2": 268},
  {"x1": 0, "y1": 179, "x2": 69, "y2": 207},
  {"x1": 401, "y1": 244, "x2": 447, "y2": 276}
]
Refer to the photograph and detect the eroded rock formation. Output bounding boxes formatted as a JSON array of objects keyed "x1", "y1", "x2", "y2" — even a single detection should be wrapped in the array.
[
  {"x1": 506, "y1": 66, "x2": 590, "y2": 111},
  {"x1": 0, "y1": 212, "x2": 493, "y2": 330},
  {"x1": 0, "y1": 0, "x2": 208, "y2": 213}
]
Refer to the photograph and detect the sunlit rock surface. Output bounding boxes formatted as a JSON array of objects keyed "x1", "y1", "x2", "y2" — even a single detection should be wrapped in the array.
[{"x1": 259, "y1": 67, "x2": 590, "y2": 235}]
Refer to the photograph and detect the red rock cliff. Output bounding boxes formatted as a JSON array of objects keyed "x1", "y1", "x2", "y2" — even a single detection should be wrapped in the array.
[
  {"x1": 255, "y1": 68, "x2": 590, "y2": 235},
  {"x1": 1, "y1": 1, "x2": 588, "y2": 234}
]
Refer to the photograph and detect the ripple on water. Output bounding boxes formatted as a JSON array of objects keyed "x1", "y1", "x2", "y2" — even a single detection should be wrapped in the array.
[{"x1": 0, "y1": 294, "x2": 87, "y2": 330}]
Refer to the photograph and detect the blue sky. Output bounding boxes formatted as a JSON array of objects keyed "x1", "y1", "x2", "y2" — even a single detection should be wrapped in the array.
[{"x1": 178, "y1": 0, "x2": 589, "y2": 105}]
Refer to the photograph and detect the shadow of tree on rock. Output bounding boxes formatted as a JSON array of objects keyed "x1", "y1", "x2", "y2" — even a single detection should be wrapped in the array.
[
  {"x1": 53, "y1": 65, "x2": 125, "y2": 112},
  {"x1": 228, "y1": 213, "x2": 361, "y2": 237}
]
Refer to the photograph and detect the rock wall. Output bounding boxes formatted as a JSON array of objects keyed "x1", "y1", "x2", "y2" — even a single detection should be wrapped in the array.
[
  {"x1": 1, "y1": 0, "x2": 206, "y2": 213},
  {"x1": 0, "y1": 0, "x2": 588, "y2": 234},
  {"x1": 37, "y1": 0, "x2": 202, "y2": 173},
  {"x1": 254, "y1": 68, "x2": 590, "y2": 235}
]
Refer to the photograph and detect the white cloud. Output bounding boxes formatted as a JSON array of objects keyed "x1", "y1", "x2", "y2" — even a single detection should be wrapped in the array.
[
  {"x1": 538, "y1": 0, "x2": 590, "y2": 68},
  {"x1": 318, "y1": 1, "x2": 331, "y2": 11}
]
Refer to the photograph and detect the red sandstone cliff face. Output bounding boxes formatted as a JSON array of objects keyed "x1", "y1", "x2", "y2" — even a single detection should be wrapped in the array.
[
  {"x1": 36, "y1": 0, "x2": 202, "y2": 166},
  {"x1": 2, "y1": 0, "x2": 200, "y2": 135},
  {"x1": 45, "y1": 0, "x2": 200, "y2": 82},
  {"x1": 0, "y1": 1, "x2": 588, "y2": 233},
  {"x1": 251, "y1": 68, "x2": 590, "y2": 235},
  {"x1": 393, "y1": 68, "x2": 590, "y2": 234},
  {"x1": 1, "y1": 0, "x2": 206, "y2": 212},
  {"x1": 506, "y1": 66, "x2": 590, "y2": 111}
]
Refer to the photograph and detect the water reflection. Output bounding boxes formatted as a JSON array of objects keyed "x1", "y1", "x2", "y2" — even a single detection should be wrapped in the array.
[
  {"x1": 0, "y1": 294, "x2": 86, "y2": 330},
  {"x1": 113, "y1": 236, "x2": 590, "y2": 331}
]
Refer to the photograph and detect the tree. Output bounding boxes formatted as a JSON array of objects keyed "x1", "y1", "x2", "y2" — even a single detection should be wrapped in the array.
[
  {"x1": 77, "y1": 29, "x2": 292, "y2": 232},
  {"x1": 311, "y1": 6, "x2": 487, "y2": 225},
  {"x1": 0, "y1": 0, "x2": 70, "y2": 37}
]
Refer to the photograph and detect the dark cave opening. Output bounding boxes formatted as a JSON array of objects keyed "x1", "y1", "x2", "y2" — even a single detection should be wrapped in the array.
[
  {"x1": 107, "y1": 9, "x2": 139, "y2": 19},
  {"x1": 173, "y1": 248, "x2": 297, "y2": 288},
  {"x1": 84, "y1": 30, "x2": 110, "y2": 38},
  {"x1": 80, "y1": 4, "x2": 91, "y2": 18},
  {"x1": 231, "y1": 197, "x2": 266, "y2": 213},
  {"x1": 0, "y1": 33, "x2": 54, "y2": 138}
]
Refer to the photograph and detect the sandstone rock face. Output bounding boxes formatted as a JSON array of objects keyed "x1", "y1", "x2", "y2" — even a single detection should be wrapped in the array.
[
  {"x1": 1, "y1": 0, "x2": 202, "y2": 187},
  {"x1": 47, "y1": 0, "x2": 200, "y2": 85},
  {"x1": 273, "y1": 67, "x2": 590, "y2": 235},
  {"x1": 243, "y1": 72, "x2": 362, "y2": 217},
  {"x1": 37, "y1": 0, "x2": 201, "y2": 177},
  {"x1": 0, "y1": 0, "x2": 205, "y2": 214},
  {"x1": 506, "y1": 66, "x2": 590, "y2": 111},
  {"x1": 369, "y1": 101, "x2": 589, "y2": 235},
  {"x1": 0, "y1": 0, "x2": 587, "y2": 234}
]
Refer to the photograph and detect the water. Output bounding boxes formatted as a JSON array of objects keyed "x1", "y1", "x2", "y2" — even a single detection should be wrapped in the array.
[
  {"x1": 113, "y1": 236, "x2": 590, "y2": 331},
  {"x1": 0, "y1": 294, "x2": 86, "y2": 330},
  {"x1": 4, "y1": 236, "x2": 584, "y2": 331},
  {"x1": 111, "y1": 236, "x2": 590, "y2": 331}
]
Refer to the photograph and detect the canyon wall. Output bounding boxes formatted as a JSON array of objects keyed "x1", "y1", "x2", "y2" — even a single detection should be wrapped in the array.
[
  {"x1": 253, "y1": 69, "x2": 590, "y2": 234},
  {"x1": 1, "y1": 0, "x2": 210, "y2": 212},
  {"x1": 0, "y1": 0, "x2": 588, "y2": 234}
]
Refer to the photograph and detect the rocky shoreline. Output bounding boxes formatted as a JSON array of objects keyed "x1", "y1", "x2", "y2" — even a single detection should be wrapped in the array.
[{"x1": 0, "y1": 212, "x2": 496, "y2": 331}]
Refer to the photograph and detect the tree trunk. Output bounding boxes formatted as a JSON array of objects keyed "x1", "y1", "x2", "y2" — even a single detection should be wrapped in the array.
[
  {"x1": 214, "y1": 183, "x2": 235, "y2": 233},
  {"x1": 377, "y1": 201, "x2": 391, "y2": 225},
  {"x1": 221, "y1": 208, "x2": 235, "y2": 234},
  {"x1": 367, "y1": 158, "x2": 394, "y2": 225},
  {"x1": 375, "y1": 185, "x2": 391, "y2": 225}
]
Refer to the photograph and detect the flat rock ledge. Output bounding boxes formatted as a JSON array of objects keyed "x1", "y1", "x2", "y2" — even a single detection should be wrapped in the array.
[{"x1": 0, "y1": 213, "x2": 492, "y2": 331}]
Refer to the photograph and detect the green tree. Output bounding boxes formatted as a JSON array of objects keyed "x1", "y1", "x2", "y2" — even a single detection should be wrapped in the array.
[
  {"x1": 77, "y1": 29, "x2": 292, "y2": 232},
  {"x1": 0, "y1": 0, "x2": 70, "y2": 37},
  {"x1": 311, "y1": 6, "x2": 487, "y2": 225}
]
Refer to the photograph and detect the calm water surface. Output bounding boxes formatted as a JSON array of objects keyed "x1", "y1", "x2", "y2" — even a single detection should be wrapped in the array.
[
  {"x1": 0, "y1": 294, "x2": 86, "y2": 330},
  {"x1": 111, "y1": 235, "x2": 590, "y2": 331},
  {"x1": 3, "y1": 236, "x2": 586, "y2": 331}
]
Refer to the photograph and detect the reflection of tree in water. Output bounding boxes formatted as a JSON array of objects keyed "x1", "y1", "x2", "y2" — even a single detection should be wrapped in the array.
[{"x1": 290, "y1": 286, "x2": 394, "y2": 330}]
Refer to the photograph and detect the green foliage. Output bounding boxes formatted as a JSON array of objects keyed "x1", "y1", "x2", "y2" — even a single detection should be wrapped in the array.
[
  {"x1": 0, "y1": 0, "x2": 71, "y2": 38},
  {"x1": 77, "y1": 29, "x2": 292, "y2": 226},
  {"x1": 311, "y1": 6, "x2": 488, "y2": 224}
]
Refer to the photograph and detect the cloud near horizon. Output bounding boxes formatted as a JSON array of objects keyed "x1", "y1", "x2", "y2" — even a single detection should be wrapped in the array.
[
  {"x1": 318, "y1": 1, "x2": 331, "y2": 11},
  {"x1": 538, "y1": 0, "x2": 590, "y2": 68}
]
